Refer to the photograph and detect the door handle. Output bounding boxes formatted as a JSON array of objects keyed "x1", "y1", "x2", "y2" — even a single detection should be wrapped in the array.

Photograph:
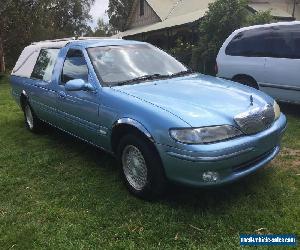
[{"x1": 58, "y1": 91, "x2": 67, "y2": 99}]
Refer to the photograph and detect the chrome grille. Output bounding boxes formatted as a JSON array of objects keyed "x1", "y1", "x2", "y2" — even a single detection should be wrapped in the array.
[{"x1": 234, "y1": 104, "x2": 275, "y2": 135}]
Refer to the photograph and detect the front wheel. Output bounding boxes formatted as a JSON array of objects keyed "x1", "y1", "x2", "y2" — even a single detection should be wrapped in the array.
[{"x1": 117, "y1": 134, "x2": 167, "y2": 200}]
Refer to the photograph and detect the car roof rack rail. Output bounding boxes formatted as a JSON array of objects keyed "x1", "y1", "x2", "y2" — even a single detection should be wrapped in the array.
[
  {"x1": 31, "y1": 36, "x2": 122, "y2": 45},
  {"x1": 31, "y1": 37, "x2": 76, "y2": 45},
  {"x1": 77, "y1": 37, "x2": 122, "y2": 40}
]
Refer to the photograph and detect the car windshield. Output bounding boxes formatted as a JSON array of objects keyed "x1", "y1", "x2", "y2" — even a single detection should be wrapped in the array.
[{"x1": 87, "y1": 44, "x2": 190, "y2": 86}]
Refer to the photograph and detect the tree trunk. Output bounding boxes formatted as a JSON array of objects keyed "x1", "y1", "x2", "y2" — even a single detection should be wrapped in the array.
[{"x1": 0, "y1": 37, "x2": 5, "y2": 73}]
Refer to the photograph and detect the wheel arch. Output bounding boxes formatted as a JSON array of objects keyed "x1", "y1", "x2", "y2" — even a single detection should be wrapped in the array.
[
  {"x1": 20, "y1": 90, "x2": 29, "y2": 111},
  {"x1": 232, "y1": 74, "x2": 259, "y2": 89},
  {"x1": 111, "y1": 118, "x2": 155, "y2": 154},
  {"x1": 232, "y1": 74, "x2": 257, "y2": 83}
]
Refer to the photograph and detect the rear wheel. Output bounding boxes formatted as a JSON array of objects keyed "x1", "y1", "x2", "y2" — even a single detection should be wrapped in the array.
[
  {"x1": 23, "y1": 101, "x2": 42, "y2": 133},
  {"x1": 233, "y1": 76, "x2": 259, "y2": 89},
  {"x1": 117, "y1": 133, "x2": 167, "y2": 200}
]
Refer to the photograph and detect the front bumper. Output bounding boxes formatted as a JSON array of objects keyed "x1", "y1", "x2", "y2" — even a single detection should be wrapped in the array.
[{"x1": 156, "y1": 114, "x2": 287, "y2": 187}]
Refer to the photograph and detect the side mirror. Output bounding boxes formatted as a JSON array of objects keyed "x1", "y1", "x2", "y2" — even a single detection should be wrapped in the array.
[{"x1": 65, "y1": 79, "x2": 95, "y2": 92}]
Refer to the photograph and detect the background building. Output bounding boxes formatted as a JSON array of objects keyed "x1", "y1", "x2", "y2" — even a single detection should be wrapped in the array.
[{"x1": 115, "y1": 0, "x2": 300, "y2": 49}]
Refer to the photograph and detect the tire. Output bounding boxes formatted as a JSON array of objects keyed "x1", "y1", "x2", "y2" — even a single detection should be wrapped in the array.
[
  {"x1": 233, "y1": 76, "x2": 258, "y2": 89},
  {"x1": 117, "y1": 133, "x2": 167, "y2": 200},
  {"x1": 23, "y1": 101, "x2": 42, "y2": 133}
]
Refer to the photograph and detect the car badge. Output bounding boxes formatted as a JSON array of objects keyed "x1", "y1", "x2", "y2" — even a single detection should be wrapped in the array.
[{"x1": 250, "y1": 95, "x2": 254, "y2": 106}]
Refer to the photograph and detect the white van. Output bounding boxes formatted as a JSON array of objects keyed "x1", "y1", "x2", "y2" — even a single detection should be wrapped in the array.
[{"x1": 217, "y1": 21, "x2": 300, "y2": 104}]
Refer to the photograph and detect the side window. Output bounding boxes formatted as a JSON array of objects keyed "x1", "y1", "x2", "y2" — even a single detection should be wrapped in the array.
[
  {"x1": 265, "y1": 34, "x2": 293, "y2": 58},
  {"x1": 31, "y1": 49, "x2": 59, "y2": 82},
  {"x1": 61, "y1": 49, "x2": 89, "y2": 84},
  {"x1": 292, "y1": 31, "x2": 300, "y2": 59},
  {"x1": 277, "y1": 25, "x2": 300, "y2": 59},
  {"x1": 225, "y1": 28, "x2": 269, "y2": 57}
]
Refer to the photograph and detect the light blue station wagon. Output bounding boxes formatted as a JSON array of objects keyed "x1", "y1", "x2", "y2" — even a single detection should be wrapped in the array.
[{"x1": 10, "y1": 38, "x2": 287, "y2": 199}]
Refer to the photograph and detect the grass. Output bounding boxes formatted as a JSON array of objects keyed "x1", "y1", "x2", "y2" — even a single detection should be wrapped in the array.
[{"x1": 0, "y1": 75, "x2": 299, "y2": 249}]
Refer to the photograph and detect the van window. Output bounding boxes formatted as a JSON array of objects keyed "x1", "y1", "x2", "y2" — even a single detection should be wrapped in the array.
[
  {"x1": 292, "y1": 32, "x2": 300, "y2": 59},
  {"x1": 278, "y1": 24, "x2": 300, "y2": 59},
  {"x1": 226, "y1": 25, "x2": 300, "y2": 59},
  {"x1": 264, "y1": 33, "x2": 293, "y2": 58},
  {"x1": 225, "y1": 28, "x2": 269, "y2": 57},
  {"x1": 31, "y1": 49, "x2": 59, "y2": 82},
  {"x1": 61, "y1": 49, "x2": 89, "y2": 84}
]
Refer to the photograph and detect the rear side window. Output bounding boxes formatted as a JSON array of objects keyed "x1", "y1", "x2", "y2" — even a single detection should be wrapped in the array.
[
  {"x1": 225, "y1": 28, "x2": 269, "y2": 57},
  {"x1": 292, "y1": 31, "x2": 300, "y2": 59},
  {"x1": 31, "y1": 49, "x2": 60, "y2": 82},
  {"x1": 276, "y1": 24, "x2": 300, "y2": 59},
  {"x1": 226, "y1": 25, "x2": 300, "y2": 59},
  {"x1": 61, "y1": 49, "x2": 88, "y2": 84}
]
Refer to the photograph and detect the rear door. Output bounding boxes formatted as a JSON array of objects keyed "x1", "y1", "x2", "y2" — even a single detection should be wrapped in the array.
[
  {"x1": 29, "y1": 48, "x2": 60, "y2": 123},
  {"x1": 55, "y1": 47, "x2": 101, "y2": 144},
  {"x1": 262, "y1": 25, "x2": 300, "y2": 103}
]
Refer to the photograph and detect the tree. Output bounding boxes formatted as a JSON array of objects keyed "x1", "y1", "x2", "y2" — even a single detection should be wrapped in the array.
[
  {"x1": 0, "y1": 0, "x2": 95, "y2": 72},
  {"x1": 93, "y1": 18, "x2": 115, "y2": 37},
  {"x1": 191, "y1": 0, "x2": 273, "y2": 73},
  {"x1": 107, "y1": 0, "x2": 134, "y2": 32}
]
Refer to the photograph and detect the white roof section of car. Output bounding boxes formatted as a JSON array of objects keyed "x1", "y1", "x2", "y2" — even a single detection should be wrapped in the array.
[
  {"x1": 12, "y1": 41, "x2": 69, "y2": 78},
  {"x1": 12, "y1": 37, "x2": 119, "y2": 78}
]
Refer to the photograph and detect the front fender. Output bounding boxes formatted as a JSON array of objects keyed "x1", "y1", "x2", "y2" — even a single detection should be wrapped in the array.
[{"x1": 112, "y1": 117, "x2": 154, "y2": 142}]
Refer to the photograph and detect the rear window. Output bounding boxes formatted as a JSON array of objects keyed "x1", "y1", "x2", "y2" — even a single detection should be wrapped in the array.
[
  {"x1": 31, "y1": 49, "x2": 60, "y2": 82},
  {"x1": 226, "y1": 25, "x2": 300, "y2": 59}
]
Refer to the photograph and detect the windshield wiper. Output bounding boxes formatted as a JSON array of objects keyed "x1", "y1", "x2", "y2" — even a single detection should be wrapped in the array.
[
  {"x1": 169, "y1": 69, "x2": 195, "y2": 77},
  {"x1": 116, "y1": 74, "x2": 167, "y2": 86},
  {"x1": 115, "y1": 70, "x2": 194, "y2": 86}
]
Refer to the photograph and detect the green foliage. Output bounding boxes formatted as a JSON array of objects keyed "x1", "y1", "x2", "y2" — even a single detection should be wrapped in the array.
[
  {"x1": 0, "y1": 76, "x2": 300, "y2": 248},
  {"x1": 107, "y1": 0, "x2": 134, "y2": 31},
  {"x1": 92, "y1": 18, "x2": 116, "y2": 37},
  {"x1": 0, "y1": 0, "x2": 95, "y2": 69},
  {"x1": 169, "y1": 39, "x2": 194, "y2": 66},
  {"x1": 192, "y1": 0, "x2": 273, "y2": 73}
]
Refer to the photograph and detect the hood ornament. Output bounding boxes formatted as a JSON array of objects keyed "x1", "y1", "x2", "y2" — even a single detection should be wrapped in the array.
[{"x1": 250, "y1": 95, "x2": 254, "y2": 106}]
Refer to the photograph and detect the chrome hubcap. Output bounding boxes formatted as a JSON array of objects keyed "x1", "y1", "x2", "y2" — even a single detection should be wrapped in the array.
[
  {"x1": 25, "y1": 105, "x2": 34, "y2": 129},
  {"x1": 122, "y1": 145, "x2": 148, "y2": 191}
]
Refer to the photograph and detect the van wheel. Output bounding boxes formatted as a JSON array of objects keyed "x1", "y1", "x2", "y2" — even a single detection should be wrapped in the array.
[
  {"x1": 233, "y1": 76, "x2": 259, "y2": 89},
  {"x1": 117, "y1": 133, "x2": 167, "y2": 200},
  {"x1": 23, "y1": 101, "x2": 42, "y2": 133}
]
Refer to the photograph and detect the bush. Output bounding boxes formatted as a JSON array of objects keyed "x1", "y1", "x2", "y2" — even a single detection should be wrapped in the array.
[{"x1": 169, "y1": 39, "x2": 194, "y2": 67}]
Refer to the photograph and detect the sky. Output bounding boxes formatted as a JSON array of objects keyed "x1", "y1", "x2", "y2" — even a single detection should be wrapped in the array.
[{"x1": 89, "y1": 0, "x2": 109, "y2": 29}]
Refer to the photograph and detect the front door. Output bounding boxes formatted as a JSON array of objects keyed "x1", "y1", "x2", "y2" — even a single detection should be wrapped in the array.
[{"x1": 56, "y1": 48, "x2": 101, "y2": 145}]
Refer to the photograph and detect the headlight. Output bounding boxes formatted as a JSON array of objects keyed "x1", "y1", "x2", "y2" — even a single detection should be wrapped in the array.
[
  {"x1": 273, "y1": 100, "x2": 281, "y2": 120},
  {"x1": 169, "y1": 125, "x2": 243, "y2": 144}
]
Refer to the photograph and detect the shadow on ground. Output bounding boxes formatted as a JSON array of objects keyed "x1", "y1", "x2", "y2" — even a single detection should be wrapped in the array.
[
  {"x1": 280, "y1": 102, "x2": 299, "y2": 117},
  {"x1": 37, "y1": 122, "x2": 275, "y2": 210}
]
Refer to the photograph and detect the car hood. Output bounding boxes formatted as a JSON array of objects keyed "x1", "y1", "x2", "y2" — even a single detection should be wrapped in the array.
[{"x1": 113, "y1": 74, "x2": 274, "y2": 127}]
